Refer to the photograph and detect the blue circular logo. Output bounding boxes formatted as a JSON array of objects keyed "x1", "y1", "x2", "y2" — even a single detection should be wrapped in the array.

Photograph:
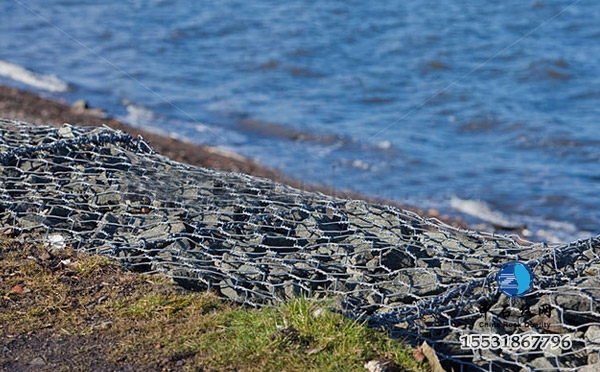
[{"x1": 496, "y1": 261, "x2": 534, "y2": 298}]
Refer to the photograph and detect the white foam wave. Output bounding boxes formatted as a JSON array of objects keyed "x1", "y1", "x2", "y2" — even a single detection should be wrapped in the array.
[
  {"x1": 450, "y1": 196, "x2": 590, "y2": 243},
  {"x1": 122, "y1": 100, "x2": 156, "y2": 127},
  {"x1": 523, "y1": 216, "x2": 590, "y2": 244},
  {"x1": 450, "y1": 197, "x2": 523, "y2": 229},
  {"x1": 120, "y1": 99, "x2": 243, "y2": 145},
  {"x1": 0, "y1": 60, "x2": 68, "y2": 92}
]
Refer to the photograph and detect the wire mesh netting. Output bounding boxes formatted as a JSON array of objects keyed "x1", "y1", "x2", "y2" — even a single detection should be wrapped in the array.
[{"x1": 1, "y1": 118, "x2": 600, "y2": 371}]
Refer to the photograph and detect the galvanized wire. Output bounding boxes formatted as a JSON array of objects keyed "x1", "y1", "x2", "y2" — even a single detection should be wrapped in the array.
[{"x1": 1, "y1": 118, "x2": 599, "y2": 371}]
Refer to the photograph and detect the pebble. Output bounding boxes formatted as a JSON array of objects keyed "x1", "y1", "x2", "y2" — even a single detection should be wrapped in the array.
[{"x1": 29, "y1": 356, "x2": 46, "y2": 366}]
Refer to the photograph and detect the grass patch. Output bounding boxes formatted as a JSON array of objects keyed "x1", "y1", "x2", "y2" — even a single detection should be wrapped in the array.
[{"x1": 0, "y1": 234, "x2": 426, "y2": 371}]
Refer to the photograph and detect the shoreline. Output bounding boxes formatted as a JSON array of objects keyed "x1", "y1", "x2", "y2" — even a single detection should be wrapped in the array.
[{"x1": 0, "y1": 84, "x2": 466, "y2": 228}]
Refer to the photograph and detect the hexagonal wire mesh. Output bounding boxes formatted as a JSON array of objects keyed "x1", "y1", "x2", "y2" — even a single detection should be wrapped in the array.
[{"x1": 1, "y1": 118, "x2": 600, "y2": 371}]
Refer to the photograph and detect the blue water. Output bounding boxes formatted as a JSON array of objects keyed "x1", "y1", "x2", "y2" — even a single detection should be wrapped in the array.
[{"x1": 1, "y1": 0, "x2": 599, "y2": 242}]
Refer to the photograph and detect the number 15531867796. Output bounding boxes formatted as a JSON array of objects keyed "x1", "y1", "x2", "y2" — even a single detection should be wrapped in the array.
[{"x1": 460, "y1": 333, "x2": 571, "y2": 351}]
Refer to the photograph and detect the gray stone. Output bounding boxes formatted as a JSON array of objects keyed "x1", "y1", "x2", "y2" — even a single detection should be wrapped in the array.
[
  {"x1": 587, "y1": 351, "x2": 599, "y2": 366},
  {"x1": 17, "y1": 215, "x2": 44, "y2": 229},
  {"x1": 586, "y1": 325, "x2": 600, "y2": 344},
  {"x1": 99, "y1": 213, "x2": 120, "y2": 236},
  {"x1": 394, "y1": 271, "x2": 442, "y2": 297},
  {"x1": 29, "y1": 357, "x2": 46, "y2": 366},
  {"x1": 579, "y1": 364, "x2": 600, "y2": 372},
  {"x1": 58, "y1": 124, "x2": 76, "y2": 138},
  {"x1": 94, "y1": 192, "x2": 122, "y2": 206},
  {"x1": 237, "y1": 264, "x2": 264, "y2": 281},
  {"x1": 527, "y1": 357, "x2": 556, "y2": 370},
  {"x1": 219, "y1": 280, "x2": 245, "y2": 302}
]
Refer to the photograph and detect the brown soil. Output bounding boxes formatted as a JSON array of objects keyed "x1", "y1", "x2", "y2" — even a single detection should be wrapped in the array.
[{"x1": 0, "y1": 236, "x2": 210, "y2": 371}]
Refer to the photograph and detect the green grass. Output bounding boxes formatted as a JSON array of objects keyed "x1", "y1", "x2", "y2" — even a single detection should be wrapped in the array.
[
  {"x1": 0, "y1": 234, "x2": 427, "y2": 371},
  {"x1": 197, "y1": 297, "x2": 419, "y2": 372}
]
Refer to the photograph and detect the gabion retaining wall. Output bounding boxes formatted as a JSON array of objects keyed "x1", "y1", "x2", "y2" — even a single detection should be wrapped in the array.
[{"x1": 2, "y1": 118, "x2": 600, "y2": 371}]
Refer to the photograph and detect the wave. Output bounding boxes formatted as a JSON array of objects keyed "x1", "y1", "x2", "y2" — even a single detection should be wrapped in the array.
[
  {"x1": 121, "y1": 99, "x2": 156, "y2": 127},
  {"x1": 119, "y1": 99, "x2": 246, "y2": 147},
  {"x1": 450, "y1": 197, "x2": 590, "y2": 243},
  {"x1": 450, "y1": 197, "x2": 524, "y2": 230},
  {"x1": 0, "y1": 60, "x2": 68, "y2": 92}
]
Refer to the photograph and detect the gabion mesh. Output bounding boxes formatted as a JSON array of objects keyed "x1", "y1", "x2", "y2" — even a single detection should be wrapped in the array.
[{"x1": 1, "y1": 118, "x2": 600, "y2": 371}]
